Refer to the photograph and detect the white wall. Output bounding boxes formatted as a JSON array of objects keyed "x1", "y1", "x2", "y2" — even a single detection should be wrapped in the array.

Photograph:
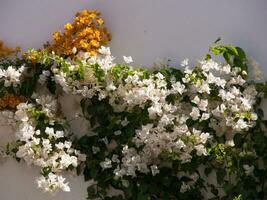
[{"x1": 0, "y1": 0, "x2": 267, "y2": 199}]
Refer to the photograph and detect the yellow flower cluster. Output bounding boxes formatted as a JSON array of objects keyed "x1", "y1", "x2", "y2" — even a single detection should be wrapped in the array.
[
  {"x1": 0, "y1": 40, "x2": 20, "y2": 58},
  {"x1": 48, "y1": 10, "x2": 111, "y2": 57},
  {"x1": 0, "y1": 93, "x2": 26, "y2": 111}
]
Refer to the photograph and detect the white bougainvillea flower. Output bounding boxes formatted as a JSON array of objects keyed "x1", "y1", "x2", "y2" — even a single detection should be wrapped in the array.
[{"x1": 123, "y1": 56, "x2": 133, "y2": 64}]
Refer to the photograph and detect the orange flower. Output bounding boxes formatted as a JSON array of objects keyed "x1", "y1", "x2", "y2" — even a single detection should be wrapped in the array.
[
  {"x1": 0, "y1": 40, "x2": 20, "y2": 57},
  {"x1": 47, "y1": 9, "x2": 111, "y2": 57},
  {"x1": 0, "y1": 93, "x2": 26, "y2": 111}
]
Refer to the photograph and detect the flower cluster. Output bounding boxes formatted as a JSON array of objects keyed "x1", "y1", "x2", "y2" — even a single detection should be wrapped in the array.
[
  {"x1": 183, "y1": 59, "x2": 258, "y2": 135},
  {"x1": 13, "y1": 94, "x2": 86, "y2": 193},
  {"x1": 0, "y1": 65, "x2": 25, "y2": 87},
  {"x1": 0, "y1": 40, "x2": 20, "y2": 57},
  {"x1": 48, "y1": 10, "x2": 111, "y2": 57},
  {"x1": 0, "y1": 93, "x2": 26, "y2": 111}
]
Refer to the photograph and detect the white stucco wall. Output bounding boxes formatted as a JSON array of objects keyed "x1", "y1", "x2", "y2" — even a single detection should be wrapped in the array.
[{"x1": 0, "y1": 0, "x2": 267, "y2": 199}]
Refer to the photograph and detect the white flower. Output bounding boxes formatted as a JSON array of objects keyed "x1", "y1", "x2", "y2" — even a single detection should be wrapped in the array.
[
  {"x1": 55, "y1": 142, "x2": 65, "y2": 150},
  {"x1": 121, "y1": 118, "x2": 129, "y2": 127},
  {"x1": 199, "y1": 82, "x2": 210, "y2": 94},
  {"x1": 198, "y1": 99, "x2": 208, "y2": 111},
  {"x1": 150, "y1": 165, "x2": 160, "y2": 176},
  {"x1": 200, "y1": 113, "x2": 210, "y2": 121},
  {"x1": 36, "y1": 173, "x2": 70, "y2": 193},
  {"x1": 42, "y1": 139, "x2": 52, "y2": 152},
  {"x1": 199, "y1": 132, "x2": 210, "y2": 143},
  {"x1": 57, "y1": 176, "x2": 71, "y2": 192},
  {"x1": 106, "y1": 82, "x2": 117, "y2": 91},
  {"x1": 1, "y1": 66, "x2": 24, "y2": 87},
  {"x1": 64, "y1": 141, "x2": 72, "y2": 149},
  {"x1": 251, "y1": 113, "x2": 258, "y2": 121},
  {"x1": 15, "y1": 103, "x2": 32, "y2": 122},
  {"x1": 60, "y1": 154, "x2": 78, "y2": 168},
  {"x1": 36, "y1": 95, "x2": 57, "y2": 114},
  {"x1": 99, "y1": 46, "x2": 111, "y2": 56},
  {"x1": 114, "y1": 130, "x2": 122, "y2": 135},
  {"x1": 123, "y1": 56, "x2": 133, "y2": 64},
  {"x1": 206, "y1": 72, "x2": 226, "y2": 88},
  {"x1": 175, "y1": 139, "x2": 186, "y2": 150},
  {"x1": 0, "y1": 69, "x2": 5, "y2": 78},
  {"x1": 72, "y1": 47, "x2": 77, "y2": 54},
  {"x1": 181, "y1": 58, "x2": 189, "y2": 67},
  {"x1": 243, "y1": 164, "x2": 254, "y2": 176},
  {"x1": 38, "y1": 70, "x2": 51, "y2": 84},
  {"x1": 234, "y1": 119, "x2": 249, "y2": 131},
  {"x1": 195, "y1": 144, "x2": 207, "y2": 156},
  {"x1": 16, "y1": 123, "x2": 35, "y2": 141},
  {"x1": 155, "y1": 72, "x2": 164, "y2": 80},
  {"x1": 200, "y1": 59, "x2": 219, "y2": 71},
  {"x1": 221, "y1": 64, "x2": 231, "y2": 74},
  {"x1": 100, "y1": 158, "x2": 112, "y2": 169},
  {"x1": 92, "y1": 146, "x2": 100, "y2": 154},
  {"x1": 226, "y1": 139, "x2": 235, "y2": 147},
  {"x1": 192, "y1": 96, "x2": 200, "y2": 105},
  {"x1": 180, "y1": 182, "x2": 190, "y2": 193},
  {"x1": 184, "y1": 66, "x2": 192, "y2": 74},
  {"x1": 172, "y1": 82, "x2": 186, "y2": 94},
  {"x1": 190, "y1": 107, "x2": 200, "y2": 120},
  {"x1": 55, "y1": 131, "x2": 64, "y2": 138},
  {"x1": 112, "y1": 154, "x2": 120, "y2": 163},
  {"x1": 148, "y1": 104, "x2": 162, "y2": 119},
  {"x1": 121, "y1": 179, "x2": 129, "y2": 187},
  {"x1": 45, "y1": 127, "x2": 54, "y2": 137}
]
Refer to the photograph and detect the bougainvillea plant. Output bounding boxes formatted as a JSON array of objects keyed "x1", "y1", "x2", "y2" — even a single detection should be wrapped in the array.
[{"x1": 1, "y1": 9, "x2": 267, "y2": 200}]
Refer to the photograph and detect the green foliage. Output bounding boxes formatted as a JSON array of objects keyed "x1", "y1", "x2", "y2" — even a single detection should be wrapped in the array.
[
  {"x1": 19, "y1": 61, "x2": 44, "y2": 97},
  {"x1": 209, "y1": 44, "x2": 248, "y2": 77}
]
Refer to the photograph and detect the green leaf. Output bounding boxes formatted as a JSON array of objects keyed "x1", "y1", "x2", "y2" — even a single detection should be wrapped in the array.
[
  {"x1": 204, "y1": 167, "x2": 212, "y2": 176},
  {"x1": 210, "y1": 184, "x2": 219, "y2": 196},
  {"x1": 236, "y1": 47, "x2": 246, "y2": 59},
  {"x1": 223, "y1": 183, "x2": 233, "y2": 194},
  {"x1": 87, "y1": 186, "x2": 98, "y2": 198},
  {"x1": 46, "y1": 76, "x2": 56, "y2": 94},
  {"x1": 233, "y1": 133, "x2": 244, "y2": 148},
  {"x1": 216, "y1": 168, "x2": 226, "y2": 185},
  {"x1": 223, "y1": 52, "x2": 232, "y2": 64},
  {"x1": 225, "y1": 45, "x2": 239, "y2": 56}
]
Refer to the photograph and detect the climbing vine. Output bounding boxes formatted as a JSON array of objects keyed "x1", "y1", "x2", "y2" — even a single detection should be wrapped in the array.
[{"x1": 1, "y1": 9, "x2": 267, "y2": 200}]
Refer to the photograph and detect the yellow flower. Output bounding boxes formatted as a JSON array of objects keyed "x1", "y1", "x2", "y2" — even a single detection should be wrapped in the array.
[
  {"x1": 80, "y1": 40, "x2": 89, "y2": 49},
  {"x1": 47, "y1": 9, "x2": 111, "y2": 57},
  {"x1": 53, "y1": 32, "x2": 61, "y2": 42},
  {"x1": 96, "y1": 18, "x2": 104, "y2": 25},
  {"x1": 90, "y1": 40, "x2": 99, "y2": 47},
  {"x1": 64, "y1": 23, "x2": 73, "y2": 31}
]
